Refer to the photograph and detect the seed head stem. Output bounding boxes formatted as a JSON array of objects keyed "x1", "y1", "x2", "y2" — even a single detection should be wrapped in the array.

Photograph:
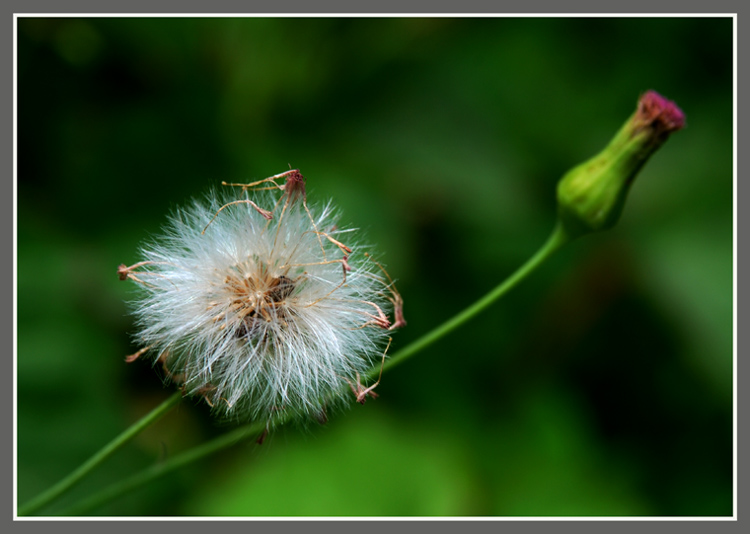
[
  {"x1": 58, "y1": 419, "x2": 268, "y2": 517},
  {"x1": 17, "y1": 392, "x2": 182, "y2": 516}
]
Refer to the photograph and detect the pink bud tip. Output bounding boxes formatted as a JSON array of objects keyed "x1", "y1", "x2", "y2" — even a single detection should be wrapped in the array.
[{"x1": 637, "y1": 90, "x2": 686, "y2": 132}]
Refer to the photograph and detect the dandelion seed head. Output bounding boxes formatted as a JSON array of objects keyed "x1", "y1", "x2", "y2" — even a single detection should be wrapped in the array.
[{"x1": 124, "y1": 177, "x2": 398, "y2": 424}]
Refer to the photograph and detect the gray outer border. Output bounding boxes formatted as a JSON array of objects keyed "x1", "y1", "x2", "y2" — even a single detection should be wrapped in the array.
[
  {"x1": 2, "y1": 0, "x2": 744, "y2": 14},
  {"x1": 9, "y1": 2, "x2": 741, "y2": 532}
]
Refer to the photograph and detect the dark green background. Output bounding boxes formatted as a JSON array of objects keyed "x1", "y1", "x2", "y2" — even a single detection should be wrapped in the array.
[{"x1": 17, "y1": 17, "x2": 733, "y2": 516}]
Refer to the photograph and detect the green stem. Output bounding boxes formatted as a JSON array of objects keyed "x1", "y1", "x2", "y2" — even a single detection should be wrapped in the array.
[
  {"x1": 57, "y1": 222, "x2": 570, "y2": 516},
  {"x1": 18, "y1": 391, "x2": 182, "y2": 516},
  {"x1": 61, "y1": 419, "x2": 268, "y2": 516},
  {"x1": 369, "y1": 221, "x2": 570, "y2": 379}
]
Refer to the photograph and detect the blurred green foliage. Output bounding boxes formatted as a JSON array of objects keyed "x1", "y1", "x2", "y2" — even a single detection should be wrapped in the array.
[{"x1": 17, "y1": 17, "x2": 733, "y2": 516}]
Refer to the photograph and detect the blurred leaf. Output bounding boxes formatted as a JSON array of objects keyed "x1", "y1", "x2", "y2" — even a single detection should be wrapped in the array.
[{"x1": 184, "y1": 409, "x2": 478, "y2": 516}]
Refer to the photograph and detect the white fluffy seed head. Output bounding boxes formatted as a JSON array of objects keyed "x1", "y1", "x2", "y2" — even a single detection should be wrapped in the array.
[{"x1": 125, "y1": 181, "x2": 395, "y2": 424}]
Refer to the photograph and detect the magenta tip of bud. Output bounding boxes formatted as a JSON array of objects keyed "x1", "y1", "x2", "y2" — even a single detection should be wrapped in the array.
[{"x1": 637, "y1": 90, "x2": 686, "y2": 132}]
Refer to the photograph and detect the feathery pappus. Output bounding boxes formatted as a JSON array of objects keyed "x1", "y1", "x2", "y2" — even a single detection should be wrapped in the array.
[{"x1": 118, "y1": 169, "x2": 404, "y2": 425}]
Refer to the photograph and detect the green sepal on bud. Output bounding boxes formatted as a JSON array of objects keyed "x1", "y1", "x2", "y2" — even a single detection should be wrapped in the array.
[{"x1": 557, "y1": 90, "x2": 685, "y2": 239}]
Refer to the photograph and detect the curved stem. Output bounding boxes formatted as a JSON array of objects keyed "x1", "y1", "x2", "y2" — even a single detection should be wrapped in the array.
[
  {"x1": 18, "y1": 391, "x2": 182, "y2": 516},
  {"x1": 369, "y1": 222, "x2": 570, "y2": 379},
  {"x1": 60, "y1": 419, "x2": 267, "y2": 516},
  {"x1": 56, "y1": 222, "x2": 570, "y2": 516}
]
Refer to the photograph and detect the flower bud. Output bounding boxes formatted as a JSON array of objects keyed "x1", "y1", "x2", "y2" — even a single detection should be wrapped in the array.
[{"x1": 556, "y1": 90, "x2": 685, "y2": 239}]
